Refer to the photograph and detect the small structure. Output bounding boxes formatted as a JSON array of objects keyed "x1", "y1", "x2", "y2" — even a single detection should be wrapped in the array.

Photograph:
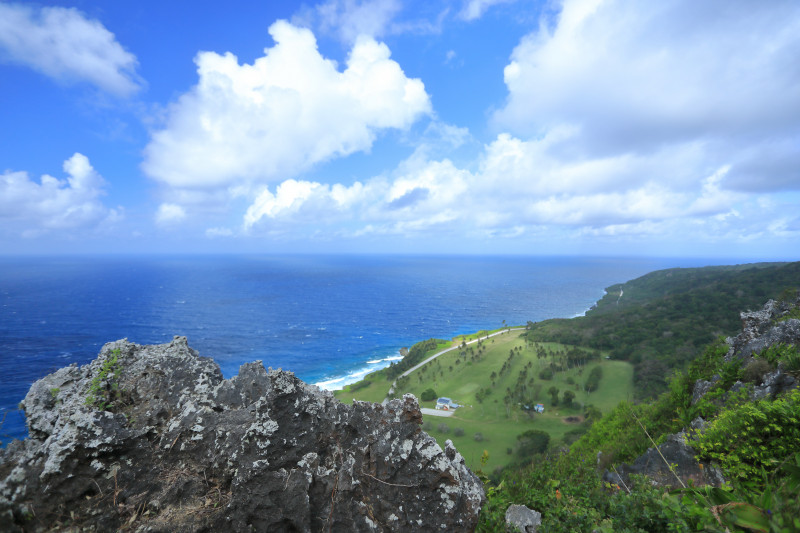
[
  {"x1": 435, "y1": 397, "x2": 458, "y2": 411},
  {"x1": 534, "y1": 403, "x2": 545, "y2": 413}
]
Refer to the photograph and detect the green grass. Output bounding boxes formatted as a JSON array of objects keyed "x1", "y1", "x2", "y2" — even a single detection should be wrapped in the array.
[{"x1": 334, "y1": 329, "x2": 633, "y2": 472}]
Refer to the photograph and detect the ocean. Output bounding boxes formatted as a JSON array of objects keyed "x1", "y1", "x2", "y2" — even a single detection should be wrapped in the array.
[{"x1": 0, "y1": 254, "x2": 707, "y2": 444}]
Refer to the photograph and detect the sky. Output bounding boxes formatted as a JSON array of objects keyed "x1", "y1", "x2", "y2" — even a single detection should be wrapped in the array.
[{"x1": 1, "y1": 0, "x2": 799, "y2": 258}]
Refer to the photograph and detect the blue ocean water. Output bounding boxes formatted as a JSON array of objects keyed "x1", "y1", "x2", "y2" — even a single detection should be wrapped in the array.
[{"x1": 1, "y1": 254, "x2": 706, "y2": 444}]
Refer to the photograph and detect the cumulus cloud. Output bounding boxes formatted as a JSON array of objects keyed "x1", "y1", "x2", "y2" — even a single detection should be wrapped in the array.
[
  {"x1": 0, "y1": 153, "x2": 121, "y2": 235},
  {"x1": 0, "y1": 3, "x2": 142, "y2": 96},
  {"x1": 494, "y1": 0, "x2": 800, "y2": 159},
  {"x1": 143, "y1": 20, "x2": 430, "y2": 189}
]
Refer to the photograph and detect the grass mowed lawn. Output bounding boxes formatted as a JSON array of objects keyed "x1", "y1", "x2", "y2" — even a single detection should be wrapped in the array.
[{"x1": 334, "y1": 330, "x2": 633, "y2": 472}]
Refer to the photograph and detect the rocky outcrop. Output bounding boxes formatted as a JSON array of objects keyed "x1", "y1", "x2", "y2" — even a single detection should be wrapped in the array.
[
  {"x1": 0, "y1": 337, "x2": 484, "y2": 532},
  {"x1": 727, "y1": 298, "x2": 800, "y2": 363},
  {"x1": 602, "y1": 428, "x2": 725, "y2": 490}
]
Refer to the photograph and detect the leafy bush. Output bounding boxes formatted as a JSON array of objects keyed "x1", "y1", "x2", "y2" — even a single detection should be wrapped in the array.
[
  {"x1": 694, "y1": 389, "x2": 800, "y2": 483},
  {"x1": 785, "y1": 348, "x2": 800, "y2": 376},
  {"x1": 453, "y1": 427, "x2": 464, "y2": 437},
  {"x1": 538, "y1": 367, "x2": 554, "y2": 380},
  {"x1": 420, "y1": 388, "x2": 437, "y2": 401},
  {"x1": 516, "y1": 429, "x2": 550, "y2": 458},
  {"x1": 437, "y1": 423, "x2": 450, "y2": 434},
  {"x1": 718, "y1": 357, "x2": 743, "y2": 388},
  {"x1": 473, "y1": 432, "x2": 484, "y2": 442}
]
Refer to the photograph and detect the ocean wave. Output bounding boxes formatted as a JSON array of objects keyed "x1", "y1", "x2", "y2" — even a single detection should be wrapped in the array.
[{"x1": 314, "y1": 352, "x2": 403, "y2": 391}]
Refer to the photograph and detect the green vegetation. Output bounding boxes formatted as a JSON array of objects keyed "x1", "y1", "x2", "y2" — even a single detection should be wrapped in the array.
[
  {"x1": 525, "y1": 261, "x2": 800, "y2": 398},
  {"x1": 420, "y1": 388, "x2": 437, "y2": 401},
  {"x1": 479, "y1": 307, "x2": 800, "y2": 532},
  {"x1": 335, "y1": 260, "x2": 800, "y2": 530},
  {"x1": 337, "y1": 330, "x2": 633, "y2": 472},
  {"x1": 85, "y1": 348, "x2": 123, "y2": 411},
  {"x1": 384, "y1": 338, "x2": 450, "y2": 379}
]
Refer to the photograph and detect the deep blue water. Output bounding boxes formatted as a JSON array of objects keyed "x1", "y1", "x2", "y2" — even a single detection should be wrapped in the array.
[{"x1": 1, "y1": 254, "x2": 708, "y2": 444}]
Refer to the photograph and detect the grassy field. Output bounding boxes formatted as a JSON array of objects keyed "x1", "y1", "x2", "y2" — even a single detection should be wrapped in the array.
[{"x1": 334, "y1": 329, "x2": 634, "y2": 473}]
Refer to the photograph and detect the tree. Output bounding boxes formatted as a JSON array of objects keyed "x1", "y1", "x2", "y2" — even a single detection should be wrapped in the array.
[
  {"x1": 548, "y1": 386, "x2": 559, "y2": 406},
  {"x1": 420, "y1": 388, "x2": 437, "y2": 402},
  {"x1": 562, "y1": 390, "x2": 576, "y2": 407},
  {"x1": 516, "y1": 429, "x2": 550, "y2": 458}
]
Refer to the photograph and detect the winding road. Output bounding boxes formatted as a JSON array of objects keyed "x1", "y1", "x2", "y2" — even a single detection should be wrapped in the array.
[
  {"x1": 398, "y1": 327, "x2": 525, "y2": 379},
  {"x1": 385, "y1": 327, "x2": 526, "y2": 402}
]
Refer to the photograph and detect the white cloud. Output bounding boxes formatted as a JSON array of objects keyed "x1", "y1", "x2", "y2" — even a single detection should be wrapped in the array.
[
  {"x1": 243, "y1": 179, "x2": 376, "y2": 231},
  {"x1": 459, "y1": 0, "x2": 516, "y2": 21},
  {"x1": 295, "y1": 0, "x2": 445, "y2": 43},
  {"x1": 314, "y1": 0, "x2": 402, "y2": 43},
  {"x1": 143, "y1": 20, "x2": 430, "y2": 189},
  {"x1": 0, "y1": 153, "x2": 121, "y2": 235},
  {"x1": 236, "y1": 128, "x2": 755, "y2": 241},
  {"x1": 495, "y1": 1, "x2": 800, "y2": 149},
  {"x1": 155, "y1": 203, "x2": 187, "y2": 225},
  {"x1": 0, "y1": 3, "x2": 141, "y2": 96}
]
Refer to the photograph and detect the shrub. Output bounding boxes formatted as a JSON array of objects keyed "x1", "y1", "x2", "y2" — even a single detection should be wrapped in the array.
[
  {"x1": 694, "y1": 389, "x2": 800, "y2": 483},
  {"x1": 437, "y1": 423, "x2": 450, "y2": 434},
  {"x1": 539, "y1": 367, "x2": 554, "y2": 380},
  {"x1": 742, "y1": 358, "x2": 773, "y2": 384},
  {"x1": 785, "y1": 348, "x2": 800, "y2": 376},
  {"x1": 453, "y1": 427, "x2": 464, "y2": 437},
  {"x1": 516, "y1": 429, "x2": 550, "y2": 458},
  {"x1": 420, "y1": 388, "x2": 437, "y2": 402},
  {"x1": 473, "y1": 432, "x2": 484, "y2": 442}
]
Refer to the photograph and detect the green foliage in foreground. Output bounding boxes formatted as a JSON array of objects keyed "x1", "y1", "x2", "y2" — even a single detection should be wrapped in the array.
[
  {"x1": 694, "y1": 389, "x2": 800, "y2": 483},
  {"x1": 480, "y1": 334, "x2": 800, "y2": 532}
]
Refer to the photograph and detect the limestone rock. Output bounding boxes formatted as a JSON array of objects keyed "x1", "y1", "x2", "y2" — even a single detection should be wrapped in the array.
[
  {"x1": 505, "y1": 504, "x2": 541, "y2": 533},
  {"x1": 0, "y1": 337, "x2": 484, "y2": 532},
  {"x1": 603, "y1": 431, "x2": 725, "y2": 489}
]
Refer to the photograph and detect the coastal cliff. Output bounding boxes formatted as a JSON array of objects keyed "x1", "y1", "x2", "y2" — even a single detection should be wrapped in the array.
[{"x1": 0, "y1": 337, "x2": 484, "y2": 532}]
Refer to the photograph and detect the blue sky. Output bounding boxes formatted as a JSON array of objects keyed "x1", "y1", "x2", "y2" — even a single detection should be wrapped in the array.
[{"x1": 1, "y1": 0, "x2": 799, "y2": 258}]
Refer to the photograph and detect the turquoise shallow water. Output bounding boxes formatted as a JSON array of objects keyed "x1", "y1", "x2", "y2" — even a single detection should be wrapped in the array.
[{"x1": 0, "y1": 254, "x2": 708, "y2": 443}]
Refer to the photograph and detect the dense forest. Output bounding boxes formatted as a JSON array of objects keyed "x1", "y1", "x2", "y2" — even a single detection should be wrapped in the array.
[{"x1": 524, "y1": 262, "x2": 800, "y2": 398}]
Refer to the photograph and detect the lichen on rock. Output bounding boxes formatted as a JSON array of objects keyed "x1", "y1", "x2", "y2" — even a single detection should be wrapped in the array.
[{"x1": 0, "y1": 336, "x2": 484, "y2": 532}]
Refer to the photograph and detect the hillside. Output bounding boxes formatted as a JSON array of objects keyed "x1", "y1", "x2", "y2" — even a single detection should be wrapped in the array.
[
  {"x1": 480, "y1": 293, "x2": 800, "y2": 532},
  {"x1": 525, "y1": 261, "x2": 800, "y2": 398},
  {"x1": 335, "y1": 331, "x2": 634, "y2": 473}
]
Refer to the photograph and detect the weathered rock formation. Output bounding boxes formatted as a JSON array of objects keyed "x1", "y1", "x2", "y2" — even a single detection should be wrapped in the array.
[
  {"x1": 0, "y1": 337, "x2": 484, "y2": 532},
  {"x1": 602, "y1": 426, "x2": 726, "y2": 489},
  {"x1": 605, "y1": 296, "x2": 799, "y2": 490}
]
